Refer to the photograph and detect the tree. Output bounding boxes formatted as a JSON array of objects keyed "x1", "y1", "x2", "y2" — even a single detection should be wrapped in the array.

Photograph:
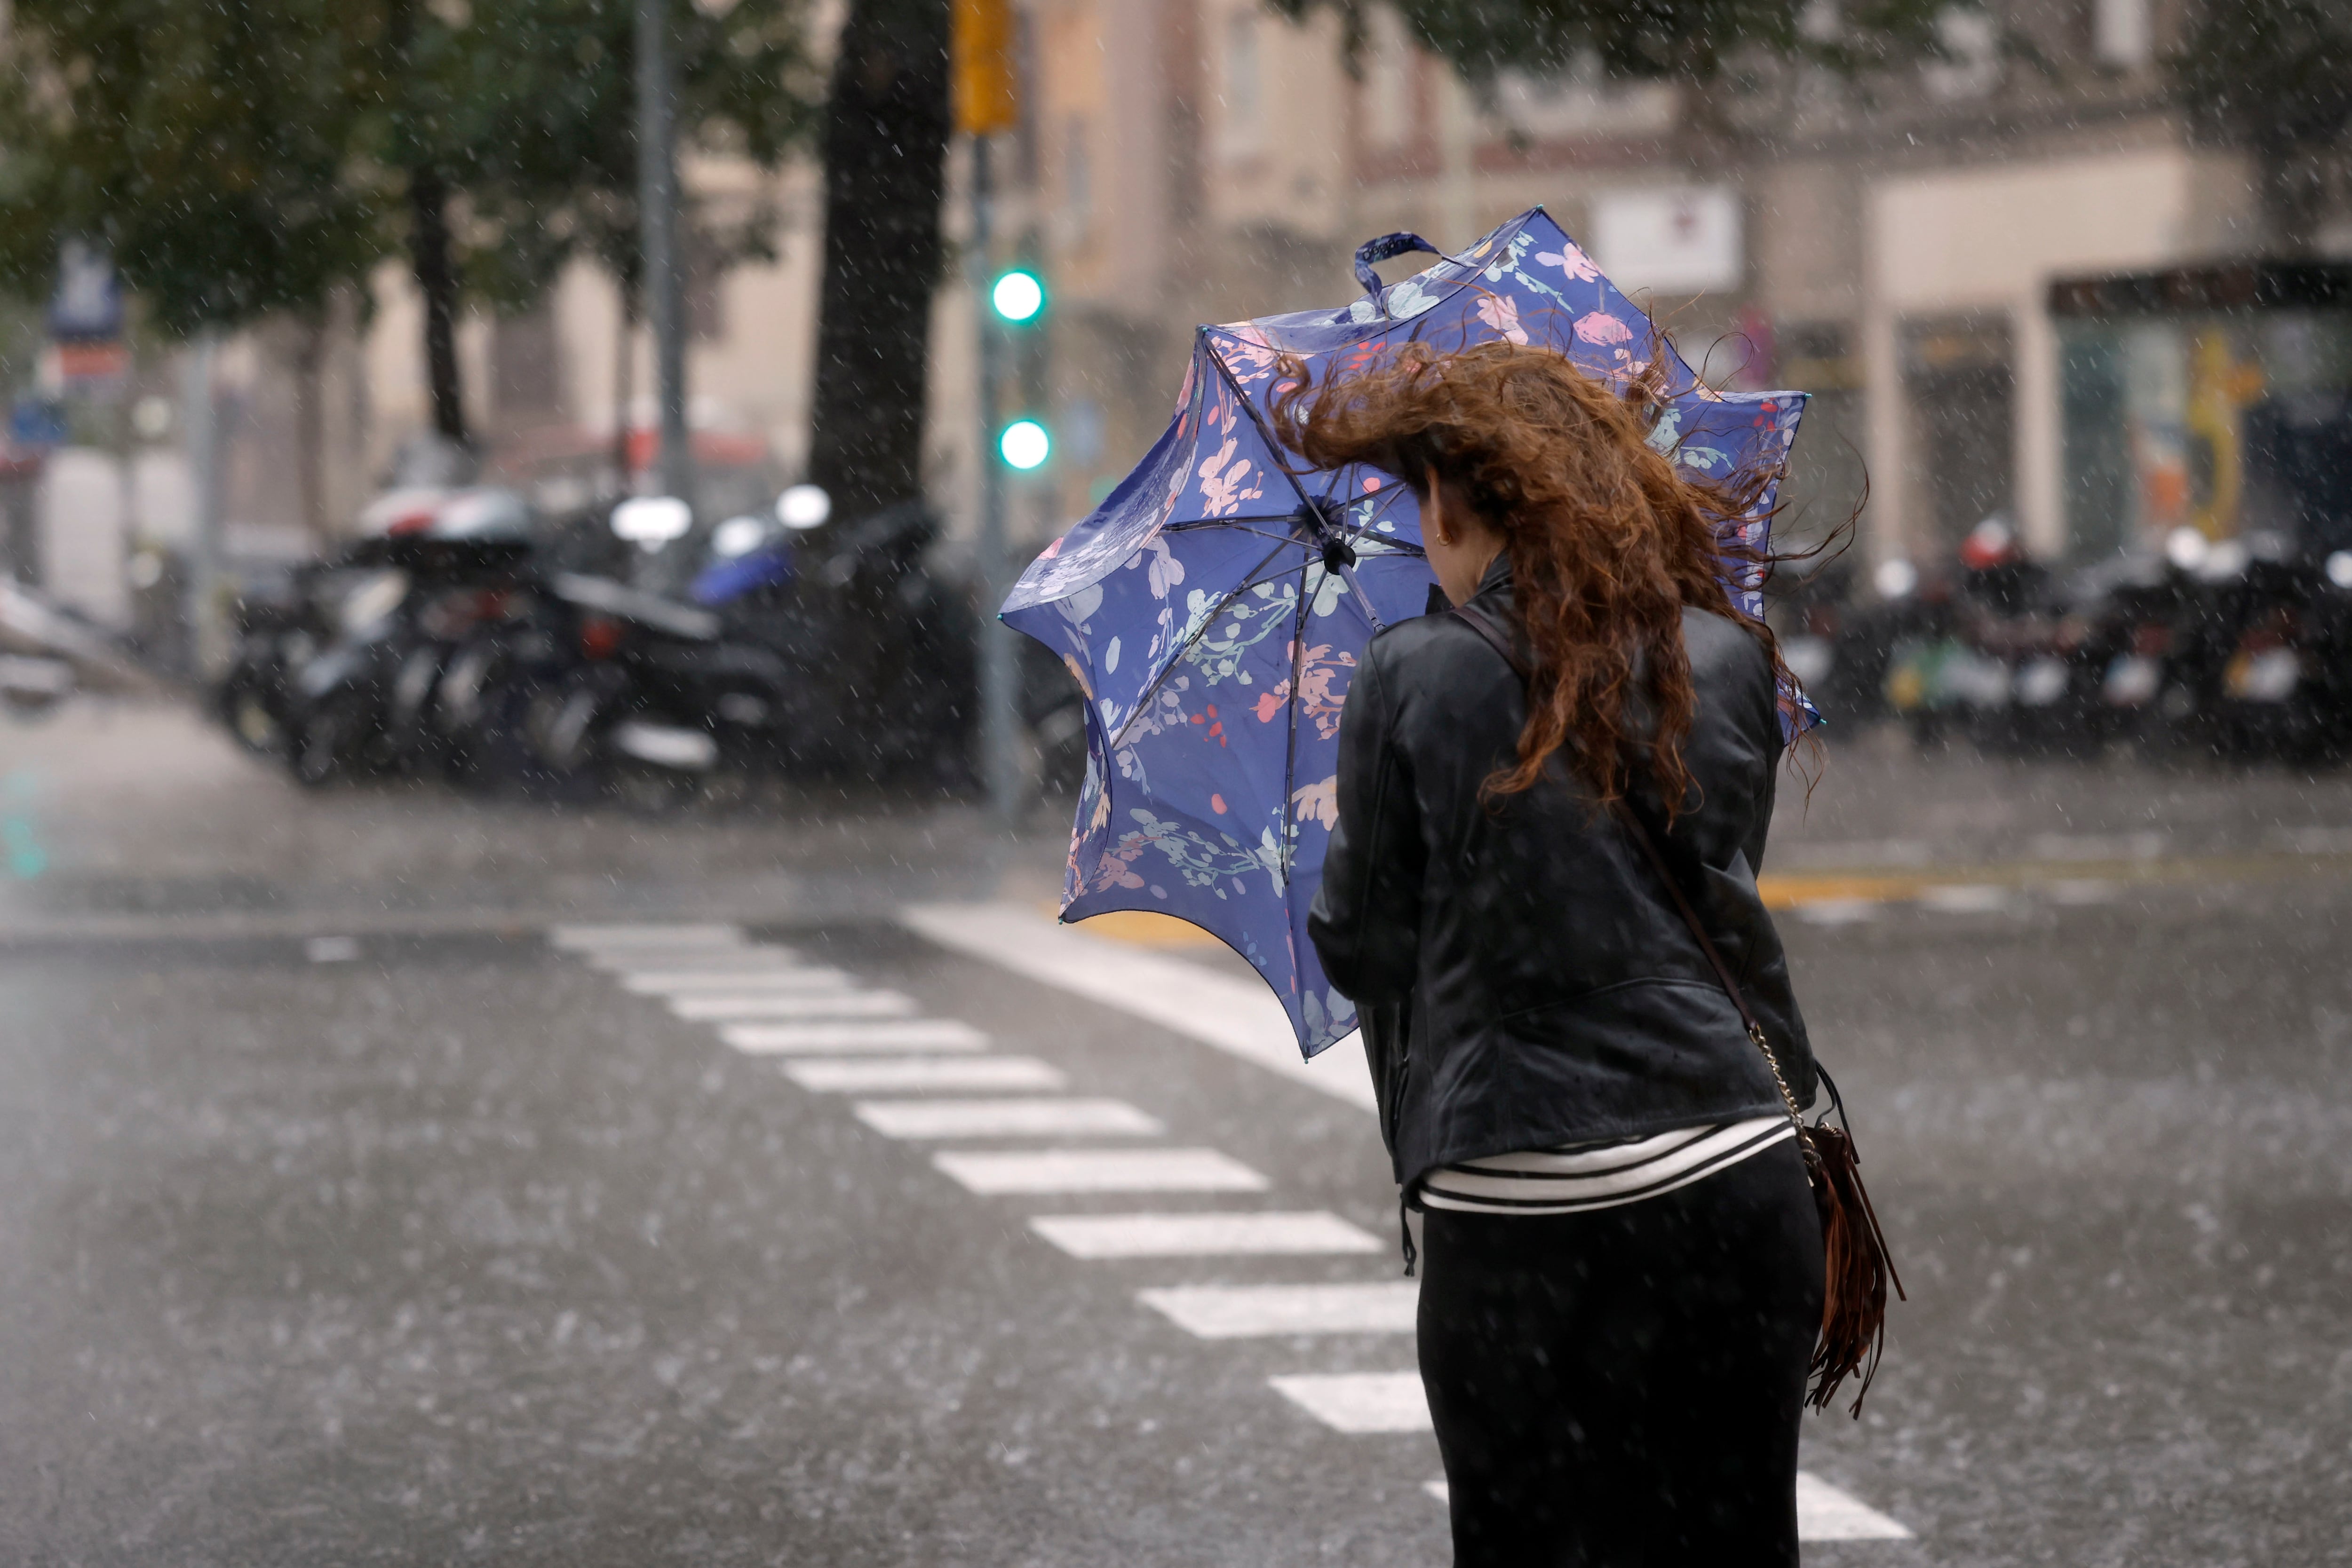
[
  {"x1": 0, "y1": 0, "x2": 386, "y2": 337},
  {"x1": 0, "y1": 0, "x2": 390, "y2": 536},
  {"x1": 2173, "y1": 0, "x2": 2352, "y2": 254},
  {"x1": 375, "y1": 0, "x2": 817, "y2": 447},
  {"x1": 803, "y1": 0, "x2": 954, "y2": 522},
  {"x1": 0, "y1": 0, "x2": 818, "y2": 460},
  {"x1": 1269, "y1": 0, "x2": 1947, "y2": 150}
]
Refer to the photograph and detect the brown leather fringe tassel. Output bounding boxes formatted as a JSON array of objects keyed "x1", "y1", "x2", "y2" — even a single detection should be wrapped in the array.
[{"x1": 1801, "y1": 1121, "x2": 1906, "y2": 1417}]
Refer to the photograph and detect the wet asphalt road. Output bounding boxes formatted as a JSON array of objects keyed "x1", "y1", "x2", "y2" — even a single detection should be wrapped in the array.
[{"x1": 2, "y1": 705, "x2": 2351, "y2": 1564}]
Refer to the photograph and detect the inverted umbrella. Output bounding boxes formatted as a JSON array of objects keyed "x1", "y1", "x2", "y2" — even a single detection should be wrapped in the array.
[{"x1": 1001, "y1": 206, "x2": 1810, "y2": 1060}]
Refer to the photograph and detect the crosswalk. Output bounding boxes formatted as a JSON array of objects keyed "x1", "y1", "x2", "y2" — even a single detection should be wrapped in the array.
[{"x1": 549, "y1": 916, "x2": 1914, "y2": 1545}]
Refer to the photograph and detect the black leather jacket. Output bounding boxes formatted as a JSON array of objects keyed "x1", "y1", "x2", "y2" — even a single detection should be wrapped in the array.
[{"x1": 1308, "y1": 559, "x2": 1816, "y2": 1196}]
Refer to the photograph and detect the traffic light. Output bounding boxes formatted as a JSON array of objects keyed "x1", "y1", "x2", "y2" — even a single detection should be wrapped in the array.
[
  {"x1": 998, "y1": 419, "x2": 1050, "y2": 471},
  {"x1": 990, "y1": 267, "x2": 1045, "y2": 325},
  {"x1": 953, "y1": 0, "x2": 1019, "y2": 136}
]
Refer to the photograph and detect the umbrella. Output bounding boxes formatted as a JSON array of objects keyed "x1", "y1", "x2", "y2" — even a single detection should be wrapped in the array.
[{"x1": 1001, "y1": 206, "x2": 1809, "y2": 1061}]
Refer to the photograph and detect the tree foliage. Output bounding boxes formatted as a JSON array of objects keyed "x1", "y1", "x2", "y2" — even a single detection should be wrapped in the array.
[
  {"x1": 1270, "y1": 0, "x2": 1947, "y2": 89},
  {"x1": 2172, "y1": 0, "x2": 2352, "y2": 250},
  {"x1": 0, "y1": 0, "x2": 818, "y2": 439},
  {"x1": 0, "y1": 0, "x2": 386, "y2": 336}
]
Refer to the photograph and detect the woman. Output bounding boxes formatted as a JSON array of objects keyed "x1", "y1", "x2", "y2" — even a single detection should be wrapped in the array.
[{"x1": 1294, "y1": 341, "x2": 1824, "y2": 1567}]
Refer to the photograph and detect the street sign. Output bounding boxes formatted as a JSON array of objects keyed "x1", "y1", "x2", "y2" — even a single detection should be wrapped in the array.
[
  {"x1": 52, "y1": 341, "x2": 128, "y2": 384},
  {"x1": 48, "y1": 239, "x2": 123, "y2": 343},
  {"x1": 953, "y1": 0, "x2": 1019, "y2": 136}
]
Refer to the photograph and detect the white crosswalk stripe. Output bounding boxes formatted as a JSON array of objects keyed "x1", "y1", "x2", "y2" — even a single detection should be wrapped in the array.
[
  {"x1": 557, "y1": 919, "x2": 1917, "y2": 1545},
  {"x1": 1267, "y1": 1372, "x2": 1426, "y2": 1433},
  {"x1": 1421, "y1": 1475, "x2": 1913, "y2": 1542},
  {"x1": 900, "y1": 903, "x2": 1375, "y2": 1111},
  {"x1": 933, "y1": 1148, "x2": 1269, "y2": 1195},
  {"x1": 1794, "y1": 1474, "x2": 1916, "y2": 1540},
  {"x1": 1140, "y1": 1282, "x2": 1418, "y2": 1338},
  {"x1": 1919, "y1": 883, "x2": 2012, "y2": 914},
  {"x1": 549, "y1": 922, "x2": 744, "y2": 950},
  {"x1": 782, "y1": 1056, "x2": 1067, "y2": 1093},
  {"x1": 589, "y1": 948, "x2": 804, "y2": 974},
  {"x1": 718, "y1": 1020, "x2": 990, "y2": 1054},
  {"x1": 620, "y1": 967, "x2": 855, "y2": 995},
  {"x1": 853, "y1": 1097, "x2": 1162, "y2": 1140},
  {"x1": 1028, "y1": 1211, "x2": 1382, "y2": 1259},
  {"x1": 670, "y1": 990, "x2": 917, "y2": 1021}
]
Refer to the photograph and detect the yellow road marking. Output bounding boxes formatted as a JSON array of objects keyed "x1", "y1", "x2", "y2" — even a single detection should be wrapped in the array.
[{"x1": 1045, "y1": 852, "x2": 2352, "y2": 940}]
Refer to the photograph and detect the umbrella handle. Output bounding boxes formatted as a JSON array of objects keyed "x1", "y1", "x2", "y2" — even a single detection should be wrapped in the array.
[{"x1": 1353, "y1": 232, "x2": 1441, "y2": 315}]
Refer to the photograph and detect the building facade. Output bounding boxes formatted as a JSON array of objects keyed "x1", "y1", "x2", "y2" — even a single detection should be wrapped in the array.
[{"x1": 305, "y1": 0, "x2": 2264, "y2": 579}]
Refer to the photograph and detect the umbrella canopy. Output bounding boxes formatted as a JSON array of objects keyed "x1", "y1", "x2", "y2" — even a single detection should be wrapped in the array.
[{"x1": 1001, "y1": 206, "x2": 1809, "y2": 1060}]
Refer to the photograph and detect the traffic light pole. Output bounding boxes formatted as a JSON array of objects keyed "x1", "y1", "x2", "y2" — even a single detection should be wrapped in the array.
[
  {"x1": 637, "y1": 0, "x2": 692, "y2": 509},
  {"x1": 971, "y1": 136, "x2": 1023, "y2": 824}
]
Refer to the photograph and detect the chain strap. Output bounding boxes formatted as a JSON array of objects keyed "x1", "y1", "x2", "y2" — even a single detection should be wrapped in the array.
[{"x1": 1745, "y1": 1018, "x2": 1816, "y2": 1164}]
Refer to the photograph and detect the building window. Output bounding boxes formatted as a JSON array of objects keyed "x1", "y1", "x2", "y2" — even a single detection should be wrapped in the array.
[
  {"x1": 491, "y1": 306, "x2": 565, "y2": 422},
  {"x1": 1362, "y1": 7, "x2": 1414, "y2": 151},
  {"x1": 1063, "y1": 118, "x2": 1095, "y2": 238},
  {"x1": 683, "y1": 230, "x2": 726, "y2": 342},
  {"x1": 2093, "y1": 0, "x2": 2151, "y2": 68},
  {"x1": 1921, "y1": 6, "x2": 2001, "y2": 101},
  {"x1": 1221, "y1": 9, "x2": 1263, "y2": 157}
]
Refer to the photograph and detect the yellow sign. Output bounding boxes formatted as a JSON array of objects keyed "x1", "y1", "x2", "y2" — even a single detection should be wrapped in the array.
[{"x1": 953, "y1": 0, "x2": 1020, "y2": 136}]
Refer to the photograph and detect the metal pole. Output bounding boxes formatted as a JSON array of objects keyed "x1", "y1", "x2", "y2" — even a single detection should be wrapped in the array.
[
  {"x1": 181, "y1": 334, "x2": 222, "y2": 679},
  {"x1": 969, "y1": 137, "x2": 1022, "y2": 823},
  {"x1": 637, "y1": 0, "x2": 691, "y2": 508}
]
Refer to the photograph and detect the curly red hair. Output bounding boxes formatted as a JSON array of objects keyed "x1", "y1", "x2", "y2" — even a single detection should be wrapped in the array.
[{"x1": 1273, "y1": 340, "x2": 1788, "y2": 811}]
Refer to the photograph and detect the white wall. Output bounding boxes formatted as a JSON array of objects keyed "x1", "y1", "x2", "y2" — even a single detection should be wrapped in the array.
[{"x1": 1863, "y1": 146, "x2": 2257, "y2": 559}]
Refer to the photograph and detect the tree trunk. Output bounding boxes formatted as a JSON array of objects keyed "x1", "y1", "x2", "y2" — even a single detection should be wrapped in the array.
[
  {"x1": 408, "y1": 164, "x2": 469, "y2": 446},
  {"x1": 803, "y1": 0, "x2": 953, "y2": 523}
]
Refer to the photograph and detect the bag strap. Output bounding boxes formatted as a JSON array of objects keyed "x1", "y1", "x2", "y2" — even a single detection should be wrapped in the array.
[
  {"x1": 1352, "y1": 231, "x2": 1443, "y2": 315},
  {"x1": 1447, "y1": 602, "x2": 1806, "y2": 1127}
]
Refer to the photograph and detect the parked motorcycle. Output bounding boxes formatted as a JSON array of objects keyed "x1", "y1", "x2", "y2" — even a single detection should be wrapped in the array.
[
  {"x1": 436, "y1": 486, "x2": 976, "y2": 808},
  {"x1": 1873, "y1": 519, "x2": 2099, "y2": 754},
  {"x1": 2176, "y1": 530, "x2": 2352, "y2": 762},
  {"x1": 219, "y1": 489, "x2": 537, "y2": 785}
]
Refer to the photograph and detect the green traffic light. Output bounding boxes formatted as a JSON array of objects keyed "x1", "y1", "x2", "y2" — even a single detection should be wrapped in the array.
[
  {"x1": 999, "y1": 419, "x2": 1050, "y2": 470},
  {"x1": 991, "y1": 269, "x2": 1045, "y2": 324}
]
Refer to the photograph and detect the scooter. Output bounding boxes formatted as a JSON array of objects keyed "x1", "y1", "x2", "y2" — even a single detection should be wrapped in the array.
[
  {"x1": 441, "y1": 494, "x2": 800, "y2": 808},
  {"x1": 263, "y1": 490, "x2": 537, "y2": 786}
]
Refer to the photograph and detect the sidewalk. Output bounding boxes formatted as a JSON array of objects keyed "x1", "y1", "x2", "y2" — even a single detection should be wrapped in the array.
[{"x1": 5, "y1": 697, "x2": 2350, "y2": 941}]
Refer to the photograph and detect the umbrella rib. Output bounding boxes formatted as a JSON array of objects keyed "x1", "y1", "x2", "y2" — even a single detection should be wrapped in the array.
[
  {"x1": 1161, "y1": 520, "x2": 1315, "y2": 548},
  {"x1": 1101, "y1": 532, "x2": 1300, "y2": 752},
  {"x1": 1204, "y1": 347, "x2": 1319, "y2": 512},
  {"x1": 1335, "y1": 562, "x2": 1387, "y2": 634},
  {"x1": 1278, "y1": 554, "x2": 1311, "y2": 891},
  {"x1": 1330, "y1": 482, "x2": 1422, "y2": 554}
]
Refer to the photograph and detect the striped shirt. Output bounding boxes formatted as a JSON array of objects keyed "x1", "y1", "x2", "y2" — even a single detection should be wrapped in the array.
[{"x1": 1419, "y1": 1117, "x2": 1795, "y2": 1216}]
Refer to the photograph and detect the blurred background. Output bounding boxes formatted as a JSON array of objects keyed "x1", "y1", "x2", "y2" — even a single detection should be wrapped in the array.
[
  {"x1": 6, "y1": 0, "x2": 2352, "y2": 788},
  {"x1": 5, "y1": 7, "x2": 2352, "y2": 1561}
]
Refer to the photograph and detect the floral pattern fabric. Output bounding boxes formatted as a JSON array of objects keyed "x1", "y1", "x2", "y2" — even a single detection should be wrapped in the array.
[{"x1": 1001, "y1": 206, "x2": 1813, "y2": 1061}]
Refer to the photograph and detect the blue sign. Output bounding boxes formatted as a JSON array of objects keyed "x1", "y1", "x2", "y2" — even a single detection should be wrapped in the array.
[
  {"x1": 48, "y1": 239, "x2": 123, "y2": 343},
  {"x1": 10, "y1": 398, "x2": 68, "y2": 447}
]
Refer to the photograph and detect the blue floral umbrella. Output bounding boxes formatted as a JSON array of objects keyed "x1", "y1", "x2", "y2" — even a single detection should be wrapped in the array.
[{"x1": 1001, "y1": 206, "x2": 1809, "y2": 1060}]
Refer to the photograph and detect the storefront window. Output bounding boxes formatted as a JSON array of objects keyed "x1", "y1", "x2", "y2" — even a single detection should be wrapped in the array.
[{"x1": 2056, "y1": 276, "x2": 2352, "y2": 560}]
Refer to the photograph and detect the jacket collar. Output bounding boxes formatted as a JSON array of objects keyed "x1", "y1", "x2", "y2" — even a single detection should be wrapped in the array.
[
  {"x1": 1421, "y1": 554, "x2": 1516, "y2": 618},
  {"x1": 1469, "y1": 551, "x2": 1514, "y2": 608}
]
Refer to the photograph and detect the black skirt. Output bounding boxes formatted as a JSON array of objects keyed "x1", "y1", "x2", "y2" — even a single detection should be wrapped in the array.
[{"x1": 1418, "y1": 1137, "x2": 1824, "y2": 1568}]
